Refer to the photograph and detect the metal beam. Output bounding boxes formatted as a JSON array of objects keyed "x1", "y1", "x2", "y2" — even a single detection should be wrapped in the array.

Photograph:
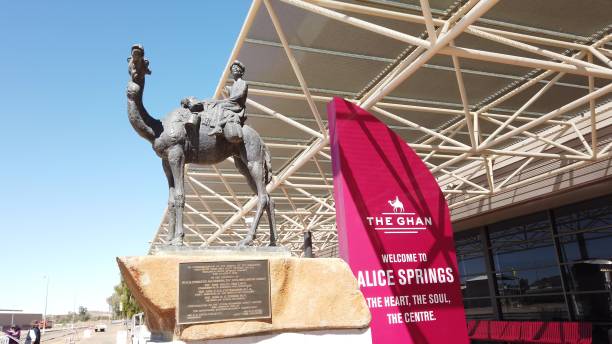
[
  {"x1": 360, "y1": 0, "x2": 501, "y2": 108},
  {"x1": 480, "y1": 82, "x2": 612, "y2": 150},
  {"x1": 264, "y1": 0, "x2": 327, "y2": 135},
  {"x1": 214, "y1": 0, "x2": 262, "y2": 99}
]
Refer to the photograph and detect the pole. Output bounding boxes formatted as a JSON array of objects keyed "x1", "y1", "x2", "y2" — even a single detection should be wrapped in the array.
[
  {"x1": 72, "y1": 293, "x2": 76, "y2": 329},
  {"x1": 43, "y1": 276, "x2": 49, "y2": 334}
]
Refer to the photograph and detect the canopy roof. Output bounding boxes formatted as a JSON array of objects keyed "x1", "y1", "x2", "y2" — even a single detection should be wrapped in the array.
[{"x1": 150, "y1": 0, "x2": 612, "y2": 256}]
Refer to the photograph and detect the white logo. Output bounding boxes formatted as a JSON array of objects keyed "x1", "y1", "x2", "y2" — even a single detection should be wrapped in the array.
[
  {"x1": 388, "y1": 196, "x2": 404, "y2": 213},
  {"x1": 365, "y1": 196, "x2": 432, "y2": 235}
]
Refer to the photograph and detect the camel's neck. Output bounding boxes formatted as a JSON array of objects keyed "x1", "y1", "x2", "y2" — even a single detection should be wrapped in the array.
[{"x1": 127, "y1": 78, "x2": 163, "y2": 144}]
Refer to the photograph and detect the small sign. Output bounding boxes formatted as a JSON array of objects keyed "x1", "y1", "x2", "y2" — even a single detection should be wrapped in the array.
[{"x1": 177, "y1": 260, "x2": 271, "y2": 324}]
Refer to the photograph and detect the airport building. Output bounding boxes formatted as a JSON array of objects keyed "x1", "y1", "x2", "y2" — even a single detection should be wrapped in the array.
[
  {"x1": 146, "y1": 0, "x2": 612, "y2": 338},
  {"x1": 0, "y1": 310, "x2": 42, "y2": 331}
]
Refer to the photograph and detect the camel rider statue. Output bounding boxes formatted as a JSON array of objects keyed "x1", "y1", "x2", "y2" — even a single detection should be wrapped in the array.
[
  {"x1": 181, "y1": 61, "x2": 248, "y2": 143},
  {"x1": 128, "y1": 44, "x2": 151, "y2": 83}
]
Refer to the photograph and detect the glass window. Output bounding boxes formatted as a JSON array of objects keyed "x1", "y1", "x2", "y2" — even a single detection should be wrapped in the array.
[
  {"x1": 558, "y1": 234, "x2": 583, "y2": 262},
  {"x1": 496, "y1": 267, "x2": 563, "y2": 296},
  {"x1": 464, "y1": 298, "x2": 493, "y2": 319},
  {"x1": 492, "y1": 244, "x2": 557, "y2": 272},
  {"x1": 489, "y1": 212, "x2": 557, "y2": 271},
  {"x1": 500, "y1": 294, "x2": 568, "y2": 321},
  {"x1": 489, "y1": 212, "x2": 551, "y2": 242},
  {"x1": 454, "y1": 194, "x2": 612, "y2": 324},
  {"x1": 455, "y1": 229, "x2": 486, "y2": 277},
  {"x1": 562, "y1": 260, "x2": 612, "y2": 322},
  {"x1": 458, "y1": 256, "x2": 486, "y2": 277},
  {"x1": 553, "y1": 195, "x2": 612, "y2": 234},
  {"x1": 559, "y1": 228, "x2": 612, "y2": 262},
  {"x1": 463, "y1": 275, "x2": 491, "y2": 298},
  {"x1": 455, "y1": 229, "x2": 483, "y2": 250},
  {"x1": 570, "y1": 292, "x2": 612, "y2": 322},
  {"x1": 563, "y1": 261, "x2": 612, "y2": 292}
]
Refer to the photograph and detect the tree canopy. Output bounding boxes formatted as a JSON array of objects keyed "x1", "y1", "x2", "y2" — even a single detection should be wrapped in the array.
[{"x1": 107, "y1": 278, "x2": 141, "y2": 319}]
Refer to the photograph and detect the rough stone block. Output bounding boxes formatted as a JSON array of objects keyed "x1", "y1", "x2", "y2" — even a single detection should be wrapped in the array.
[{"x1": 117, "y1": 255, "x2": 370, "y2": 341}]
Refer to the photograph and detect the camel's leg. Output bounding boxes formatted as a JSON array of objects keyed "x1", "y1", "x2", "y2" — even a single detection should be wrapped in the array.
[
  {"x1": 266, "y1": 198, "x2": 277, "y2": 246},
  {"x1": 264, "y1": 157, "x2": 277, "y2": 247},
  {"x1": 234, "y1": 156, "x2": 257, "y2": 193},
  {"x1": 235, "y1": 157, "x2": 268, "y2": 247},
  {"x1": 162, "y1": 159, "x2": 177, "y2": 243},
  {"x1": 168, "y1": 146, "x2": 186, "y2": 245}
]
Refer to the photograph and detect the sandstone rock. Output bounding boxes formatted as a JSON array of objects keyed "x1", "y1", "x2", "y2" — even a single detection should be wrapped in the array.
[{"x1": 117, "y1": 256, "x2": 371, "y2": 341}]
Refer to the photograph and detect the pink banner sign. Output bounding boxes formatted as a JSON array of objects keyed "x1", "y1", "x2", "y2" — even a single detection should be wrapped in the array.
[{"x1": 329, "y1": 98, "x2": 469, "y2": 344}]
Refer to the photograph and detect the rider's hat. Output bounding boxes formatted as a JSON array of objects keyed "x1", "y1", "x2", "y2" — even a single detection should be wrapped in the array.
[
  {"x1": 131, "y1": 44, "x2": 145, "y2": 54},
  {"x1": 231, "y1": 60, "x2": 246, "y2": 73}
]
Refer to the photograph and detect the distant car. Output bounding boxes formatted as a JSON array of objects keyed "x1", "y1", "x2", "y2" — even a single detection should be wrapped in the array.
[{"x1": 94, "y1": 324, "x2": 107, "y2": 332}]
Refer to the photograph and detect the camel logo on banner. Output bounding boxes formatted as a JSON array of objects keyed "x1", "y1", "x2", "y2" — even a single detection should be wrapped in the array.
[
  {"x1": 329, "y1": 97, "x2": 469, "y2": 344},
  {"x1": 366, "y1": 196, "x2": 432, "y2": 235}
]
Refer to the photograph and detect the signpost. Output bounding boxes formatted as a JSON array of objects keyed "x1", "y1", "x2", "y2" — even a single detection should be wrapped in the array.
[
  {"x1": 177, "y1": 260, "x2": 271, "y2": 324},
  {"x1": 329, "y1": 98, "x2": 469, "y2": 343}
]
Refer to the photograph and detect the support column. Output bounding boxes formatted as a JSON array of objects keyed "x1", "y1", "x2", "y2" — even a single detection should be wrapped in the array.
[
  {"x1": 480, "y1": 226, "x2": 502, "y2": 319},
  {"x1": 547, "y1": 209, "x2": 576, "y2": 321}
]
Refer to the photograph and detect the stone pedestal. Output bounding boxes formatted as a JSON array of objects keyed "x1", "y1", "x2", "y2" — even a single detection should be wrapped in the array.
[
  {"x1": 152, "y1": 245, "x2": 292, "y2": 257},
  {"x1": 117, "y1": 252, "x2": 371, "y2": 341},
  {"x1": 148, "y1": 328, "x2": 372, "y2": 344}
]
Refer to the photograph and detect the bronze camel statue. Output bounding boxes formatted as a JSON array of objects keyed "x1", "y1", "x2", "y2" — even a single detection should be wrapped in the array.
[{"x1": 125, "y1": 44, "x2": 276, "y2": 247}]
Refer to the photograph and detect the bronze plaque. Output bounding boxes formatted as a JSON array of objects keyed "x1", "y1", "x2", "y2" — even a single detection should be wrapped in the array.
[{"x1": 177, "y1": 260, "x2": 271, "y2": 324}]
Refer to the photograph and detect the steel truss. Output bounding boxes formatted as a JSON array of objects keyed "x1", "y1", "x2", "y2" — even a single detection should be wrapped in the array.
[{"x1": 150, "y1": 0, "x2": 612, "y2": 257}]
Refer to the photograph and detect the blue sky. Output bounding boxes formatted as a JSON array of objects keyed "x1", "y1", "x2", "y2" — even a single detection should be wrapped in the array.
[{"x1": 0, "y1": 1, "x2": 251, "y2": 314}]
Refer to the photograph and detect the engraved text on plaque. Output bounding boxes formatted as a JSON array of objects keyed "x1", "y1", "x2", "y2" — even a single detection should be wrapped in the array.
[{"x1": 177, "y1": 260, "x2": 271, "y2": 324}]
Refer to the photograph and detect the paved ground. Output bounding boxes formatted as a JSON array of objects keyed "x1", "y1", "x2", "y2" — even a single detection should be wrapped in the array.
[
  {"x1": 43, "y1": 324, "x2": 125, "y2": 344},
  {"x1": 78, "y1": 324, "x2": 124, "y2": 344}
]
